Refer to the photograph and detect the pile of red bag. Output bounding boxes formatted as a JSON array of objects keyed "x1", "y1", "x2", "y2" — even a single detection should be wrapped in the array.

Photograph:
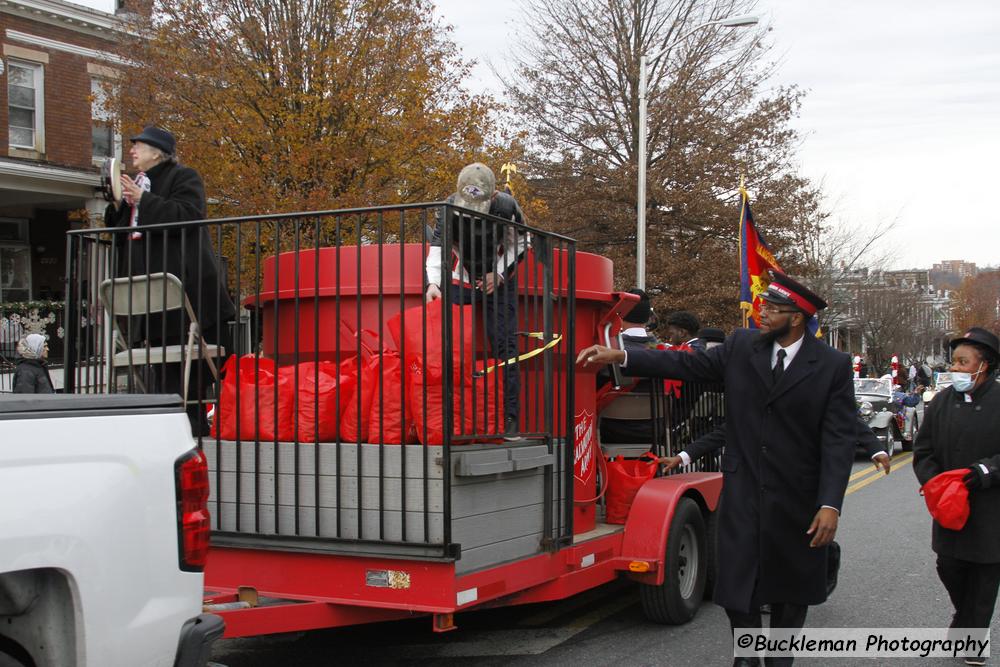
[{"x1": 210, "y1": 300, "x2": 504, "y2": 445}]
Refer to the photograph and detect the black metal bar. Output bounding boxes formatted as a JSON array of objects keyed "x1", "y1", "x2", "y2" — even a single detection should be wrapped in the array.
[
  {"x1": 565, "y1": 242, "x2": 576, "y2": 538},
  {"x1": 62, "y1": 234, "x2": 77, "y2": 393},
  {"x1": 376, "y1": 210, "x2": 385, "y2": 541},
  {"x1": 334, "y1": 215, "x2": 343, "y2": 539},
  {"x1": 440, "y1": 203, "x2": 453, "y2": 550},
  {"x1": 313, "y1": 215, "x2": 321, "y2": 538},
  {"x1": 420, "y1": 208, "x2": 430, "y2": 544},
  {"x1": 398, "y1": 209, "x2": 408, "y2": 541},
  {"x1": 271, "y1": 219, "x2": 281, "y2": 534},
  {"x1": 293, "y1": 217, "x2": 301, "y2": 535},
  {"x1": 354, "y1": 215, "x2": 363, "y2": 541}
]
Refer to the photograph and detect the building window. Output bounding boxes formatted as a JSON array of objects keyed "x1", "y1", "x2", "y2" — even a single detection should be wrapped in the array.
[
  {"x1": 0, "y1": 219, "x2": 31, "y2": 303},
  {"x1": 7, "y1": 61, "x2": 44, "y2": 151},
  {"x1": 91, "y1": 78, "x2": 116, "y2": 159}
]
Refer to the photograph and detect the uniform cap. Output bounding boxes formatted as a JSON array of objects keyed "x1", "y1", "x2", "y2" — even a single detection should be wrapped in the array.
[
  {"x1": 623, "y1": 288, "x2": 651, "y2": 324},
  {"x1": 454, "y1": 163, "x2": 495, "y2": 215},
  {"x1": 761, "y1": 271, "x2": 827, "y2": 316}
]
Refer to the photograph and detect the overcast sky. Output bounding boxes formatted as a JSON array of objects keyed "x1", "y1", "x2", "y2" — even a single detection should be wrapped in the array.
[{"x1": 74, "y1": 0, "x2": 1000, "y2": 269}]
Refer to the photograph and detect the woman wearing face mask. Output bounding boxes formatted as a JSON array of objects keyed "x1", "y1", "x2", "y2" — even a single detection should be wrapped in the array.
[
  {"x1": 12, "y1": 333, "x2": 54, "y2": 394},
  {"x1": 914, "y1": 327, "x2": 1000, "y2": 665}
]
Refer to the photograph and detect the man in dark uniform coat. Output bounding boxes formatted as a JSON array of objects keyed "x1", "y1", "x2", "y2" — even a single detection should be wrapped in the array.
[
  {"x1": 578, "y1": 272, "x2": 856, "y2": 667},
  {"x1": 914, "y1": 327, "x2": 1000, "y2": 666}
]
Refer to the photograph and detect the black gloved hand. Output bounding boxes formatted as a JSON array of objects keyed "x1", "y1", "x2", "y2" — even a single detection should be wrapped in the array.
[{"x1": 964, "y1": 466, "x2": 988, "y2": 491}]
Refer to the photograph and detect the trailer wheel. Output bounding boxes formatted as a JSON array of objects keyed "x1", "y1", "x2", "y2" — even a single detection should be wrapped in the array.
[{"x1": 639, "y1": 497, "x2": 706, "y2": 624}]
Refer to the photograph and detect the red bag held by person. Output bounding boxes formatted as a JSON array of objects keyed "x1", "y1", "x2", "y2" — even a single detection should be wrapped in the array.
[
  {"x1": 920, "y1": 469, "x2": 971, "y2": 530},
  {"x1": 605, "y1": 452, "x2": 659, "y2": 524},
  {"x1": 388, "y1": 299, "x2": 477, "y2": 383}
]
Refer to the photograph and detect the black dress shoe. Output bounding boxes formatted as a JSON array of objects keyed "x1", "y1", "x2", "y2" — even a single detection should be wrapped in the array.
[{"x1": 733, "y1": 658, "x2": 760, "y2": 667}]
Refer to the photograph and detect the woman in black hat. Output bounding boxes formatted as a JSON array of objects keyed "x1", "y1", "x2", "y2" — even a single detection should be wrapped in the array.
[
  {"x1": 913, "y1": 327, "x2": 1000, "y2": 665},
  {"x1": 104, "y1": 125, "x2": 235, "y2": 433}
]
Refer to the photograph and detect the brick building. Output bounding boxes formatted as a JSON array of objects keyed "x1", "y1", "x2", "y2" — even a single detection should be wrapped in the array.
[{"x1": 1, "y1": 0, "x2": 127, "y2": 307}]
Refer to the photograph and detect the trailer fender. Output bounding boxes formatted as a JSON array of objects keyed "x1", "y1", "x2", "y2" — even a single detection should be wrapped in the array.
[{"x1": 618, "y1": 472, "x2": 723, "y2": 585}]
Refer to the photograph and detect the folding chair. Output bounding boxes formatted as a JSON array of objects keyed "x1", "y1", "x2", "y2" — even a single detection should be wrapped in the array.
[
  {"x1": 99, "y1": 272, "x2": 224, "y2": 403},
  {"x1": 598, "y1": 391, "x2": 669, "y2": 459}
]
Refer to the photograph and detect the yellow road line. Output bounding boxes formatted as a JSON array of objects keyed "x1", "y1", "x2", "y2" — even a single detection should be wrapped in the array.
[
  {"x1": 846, "y1": 453, "x2": 913, "y2": 495},
  {"x1": 848, "y1": 451, "x2": 912, "y2": 482}
]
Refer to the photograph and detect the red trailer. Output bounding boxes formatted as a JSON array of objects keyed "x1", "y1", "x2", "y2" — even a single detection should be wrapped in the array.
[{"x1": 63, "y1": 202, "x2": 723, "y2": 639}]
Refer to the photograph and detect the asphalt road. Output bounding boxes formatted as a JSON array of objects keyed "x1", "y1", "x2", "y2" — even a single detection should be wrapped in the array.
[{"x1": 211, "y1": 449, "x2": 997, "y2": 666}]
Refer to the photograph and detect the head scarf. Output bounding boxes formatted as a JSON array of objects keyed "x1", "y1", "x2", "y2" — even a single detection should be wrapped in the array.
[{"x1": 17, "y1": 334, "x2": 47, "y2": 360}]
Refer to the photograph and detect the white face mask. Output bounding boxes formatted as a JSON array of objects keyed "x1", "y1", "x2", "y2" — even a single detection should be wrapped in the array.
[{"x1": 952, "y1": 362, "x2": 984, "y2": 393}]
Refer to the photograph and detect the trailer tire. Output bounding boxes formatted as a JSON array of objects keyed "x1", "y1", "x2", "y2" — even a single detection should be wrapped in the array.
[{"x1": 639, "y1": 497, "x2": 706, "y2": 624}]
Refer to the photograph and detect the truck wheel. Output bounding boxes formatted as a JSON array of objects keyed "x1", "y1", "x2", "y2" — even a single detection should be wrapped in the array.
[{"x1": 639, "y1": 497, "x2": 706, "y2": 624}]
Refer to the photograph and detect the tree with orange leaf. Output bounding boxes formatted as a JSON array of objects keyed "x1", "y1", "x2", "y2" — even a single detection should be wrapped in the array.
[{"x1": 114, "y1": 0, "x2": 497, "y2": 218}]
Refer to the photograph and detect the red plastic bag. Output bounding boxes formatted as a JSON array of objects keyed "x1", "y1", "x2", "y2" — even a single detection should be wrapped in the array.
[
  {"x1": 212, "y1": 355, "x2": 294, "y2": 442},
  {"x1": 409, "y1": 360, "x2": 504, "y2": 445},
  {"x1": 278, "y1": 361, "x2": 356, "y2": 443},
  {"x1": 368, "y1": 351, "x2": 417, "y2": 444},
  {"x1": 339, "y1": 353, "x2": 378, "y2": 443},
  {"x1": 388, "y1": 299, "x2": 477, "y2": 384},
  {"x1": 921, "y1": 469, "x2": 971, "y2": 530},
  {"x1": 605, "y1": 453, "x2": 659, "y2": 524}
]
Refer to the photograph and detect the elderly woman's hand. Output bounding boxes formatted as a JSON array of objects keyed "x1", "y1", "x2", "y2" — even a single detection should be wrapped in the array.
[{"x1": 120, "y1": 174, "x2": 144, "y2": 206}]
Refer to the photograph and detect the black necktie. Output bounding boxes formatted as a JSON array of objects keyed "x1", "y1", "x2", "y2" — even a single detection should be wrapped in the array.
[{"x1": 773, "y1": 349, "x2": 786, "y2": 383}]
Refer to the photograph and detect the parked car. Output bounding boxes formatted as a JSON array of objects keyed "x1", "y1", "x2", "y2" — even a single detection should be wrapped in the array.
[{"x1": 855, "y1": 377, "x2": 911, "y2": 453}]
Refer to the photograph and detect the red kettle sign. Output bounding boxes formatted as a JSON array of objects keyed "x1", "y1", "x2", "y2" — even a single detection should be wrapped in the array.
[{"x1": 574, "y1": 409, "x2": 595, "y2": 484}]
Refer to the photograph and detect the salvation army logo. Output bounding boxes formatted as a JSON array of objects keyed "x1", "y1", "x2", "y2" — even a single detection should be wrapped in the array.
[{"x1": 574, "y1": 409, "x2": 595, "y2": 483}]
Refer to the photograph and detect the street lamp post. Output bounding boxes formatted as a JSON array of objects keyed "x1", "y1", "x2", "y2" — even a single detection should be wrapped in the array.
[{"x1": 635, "y1": 14, "x2": 760, "y2": 290}]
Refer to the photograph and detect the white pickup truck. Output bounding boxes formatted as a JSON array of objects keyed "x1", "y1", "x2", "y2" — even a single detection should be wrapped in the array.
[{"x1": 0, "y1": 394, "x2": 222, "y2": 667}]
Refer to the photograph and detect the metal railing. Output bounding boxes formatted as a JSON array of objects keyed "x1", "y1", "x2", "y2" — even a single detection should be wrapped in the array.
[
  {"x1": 598, "y1": 378, "x2": 726, "y2": 473},
  {"x1": 64, "y1": 203, "x2": 576, "y2": 559}
]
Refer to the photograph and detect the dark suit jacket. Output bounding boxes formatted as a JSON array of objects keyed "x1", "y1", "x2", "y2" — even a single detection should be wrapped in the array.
[
  {"x1": 625, "y1": 328, "x2": 856, "y2": 612},
  {"x1": 105, "y1": 160, "x2": 235, "y2": 341}
]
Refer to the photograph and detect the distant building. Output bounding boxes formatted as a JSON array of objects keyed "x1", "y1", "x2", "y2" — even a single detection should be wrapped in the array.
[
  {"x1": 932, "y1": 260, "x2": 978, "y2": 280},
  {"x1": 885, "y1": 269, "x2": 929, "y2": 290}
]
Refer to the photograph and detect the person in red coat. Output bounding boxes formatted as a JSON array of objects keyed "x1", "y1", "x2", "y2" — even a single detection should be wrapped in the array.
[{"x1": 578, "y1": 272, "x2": 856, "y2": 667}]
